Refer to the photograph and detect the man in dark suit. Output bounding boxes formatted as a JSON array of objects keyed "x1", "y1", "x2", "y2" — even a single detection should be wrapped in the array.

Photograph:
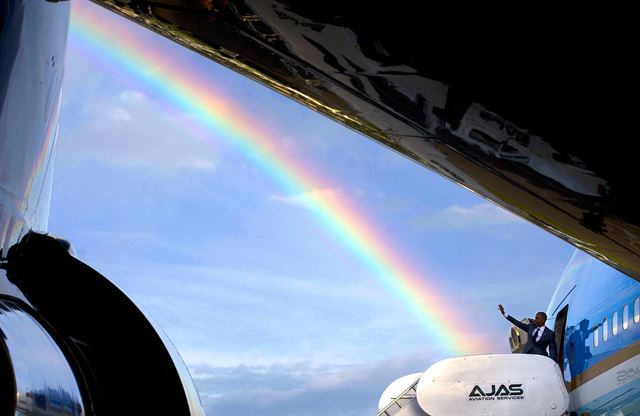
[{"x1": 498, "y1": 304, "x2": 558, "y2": 360}]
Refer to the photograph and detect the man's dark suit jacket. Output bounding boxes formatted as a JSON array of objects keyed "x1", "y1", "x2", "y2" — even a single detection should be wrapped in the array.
[{"x1": 506, "y1": 315, "x2": 558, "y2": 359}]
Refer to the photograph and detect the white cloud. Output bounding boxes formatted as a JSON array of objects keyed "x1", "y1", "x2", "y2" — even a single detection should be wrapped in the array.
[
  {"x1": 107, "y1": 106, "x2": 132, "y2": 122},
  {"x1": 120, "y1": 90, "x2": 148, "y2": 103},
  {"x1": 416, "y1": 203, "x2": 523, "y2": 230},
  {"x1": 59, "y1": 89, "x2": 217, "y2": 172},
  {"x1": 190, "y1": 353, "x2": 434, "y2": 416},
  {"x1": 268, "y1": 188, "x2": 338, "y2": 210}
]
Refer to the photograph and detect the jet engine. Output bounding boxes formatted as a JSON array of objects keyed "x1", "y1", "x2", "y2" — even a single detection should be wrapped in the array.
[{"x1": 0, "y1": 232, "x2": 204, "y2": 415}]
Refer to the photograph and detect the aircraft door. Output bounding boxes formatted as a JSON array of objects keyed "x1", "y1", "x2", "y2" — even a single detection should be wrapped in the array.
[
  {"x1": 554, "y1": 305, "x2": 569, "y2": 368},
  {"x1": 508, "y1": 318, "x2": 531, "y2": 353}
]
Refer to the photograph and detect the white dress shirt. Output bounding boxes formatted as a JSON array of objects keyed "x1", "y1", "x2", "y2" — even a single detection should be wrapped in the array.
[{"x1": 532, "y1": 326, "x2": 546, "y2": 342}]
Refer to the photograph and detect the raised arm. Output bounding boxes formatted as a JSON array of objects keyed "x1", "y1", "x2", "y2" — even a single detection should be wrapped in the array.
[
  {"x1": 505, "y1": 314, "x2": 530, "y2": 331},
  {"x1": 499, "y1": 304, "x2": 529, "y2": 331}
]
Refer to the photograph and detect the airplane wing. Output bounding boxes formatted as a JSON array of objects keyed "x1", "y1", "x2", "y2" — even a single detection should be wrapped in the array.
[{"x1": 89, "y1": 1, "x2": 638, "y2": 279}]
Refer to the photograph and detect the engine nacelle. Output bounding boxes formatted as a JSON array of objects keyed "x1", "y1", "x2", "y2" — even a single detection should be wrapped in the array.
[
  {"x1": 1, "y1": 232, "x2": 204, "y2": 415},
  {"x1": 0, "y1": 299, "x2": 85, "y2": 415}
]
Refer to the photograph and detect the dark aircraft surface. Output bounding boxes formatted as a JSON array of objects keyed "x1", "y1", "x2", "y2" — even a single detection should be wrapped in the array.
[
  {"x1": 89, "y1": 0, "x2": 638, "y2": 280},
  {"x1": 0, "y1": 1, "x2": 202, "y2": 414}
]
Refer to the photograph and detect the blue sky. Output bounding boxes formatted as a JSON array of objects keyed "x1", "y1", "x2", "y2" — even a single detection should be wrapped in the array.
[{"x1": 49, "y1": 2, "x2": 575, "y2": 414}]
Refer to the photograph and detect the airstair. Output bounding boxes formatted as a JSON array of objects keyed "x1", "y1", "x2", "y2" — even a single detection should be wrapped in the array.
[
  {"x1": 377, "y1": 377, "x2": 420, "y2": 416},
  {"x1": 377, "y1": 354, "x2": 570, "y2": 416}
]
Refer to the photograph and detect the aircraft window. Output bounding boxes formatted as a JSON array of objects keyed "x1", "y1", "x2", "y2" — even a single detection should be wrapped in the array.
[
  {"x1": 635, "y1": 298, "x2": 640, "y2": 323},
  {"x1": 613, "y1": 311, "x2": 619, "y2": 336},
  {"x1": 623, "y1": 304, "x2": 629, "y2": 330},
  {"x1": 594, "y1": 326, "x2": 599, "y2": 348},
  {"x1": 603, "y1": 318, "x2": 609, "y2": 342}
]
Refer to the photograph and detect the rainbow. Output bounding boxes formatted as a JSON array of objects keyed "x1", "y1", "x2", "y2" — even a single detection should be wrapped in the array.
[
  {"x1": 69, "y1": 2, "x2": 485, "y2": 355},
  {"x1": 561, "y1": 250, "x2": 592, "y2": 281}
]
